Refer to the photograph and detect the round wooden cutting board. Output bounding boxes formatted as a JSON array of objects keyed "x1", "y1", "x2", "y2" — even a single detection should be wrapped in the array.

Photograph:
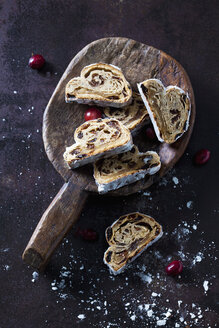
[{"x1": 22, "y1": 37, "x2": 195, "y2": 270}]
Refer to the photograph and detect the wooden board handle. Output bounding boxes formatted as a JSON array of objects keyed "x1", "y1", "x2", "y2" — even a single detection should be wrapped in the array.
[{"x1": 22, "y1": 180, "x2": 88, "y2": 270}]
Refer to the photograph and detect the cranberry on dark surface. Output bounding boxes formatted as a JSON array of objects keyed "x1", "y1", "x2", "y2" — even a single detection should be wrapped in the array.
[
  {"x1": 165, "y1": 260, "x2": 183, "y2": 276},
  {"x1": 76, "y1": 228, "x2": 98, "y2": 241},
  {"x1": 194, "y1": 149, "x2": 210, "y2": 165},
  {"x1": 29, "y1": 54, "x2": 45, "y2": 69},
  {"x1": 84, "y1": 107, "x2": 102, "y2": 121},
  {"x1": 145, "y1": 126, "x2": 156, "y2": 140}
]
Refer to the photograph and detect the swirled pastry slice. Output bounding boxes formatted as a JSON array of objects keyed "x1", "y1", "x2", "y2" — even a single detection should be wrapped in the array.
[
  {"x1": 103, "y1": 92, "x2": 150, "y2": 132},
  {"x1": 104, "y1": 212, "x2": 163, "y2": 274},
  {"x1": 93, "y1": 145, "x2": 161, "y2": 194},
  {"x1": 63, "y1": 118, "x2": 133, "y2": 169},
  {"x1": 137, "y1": 79, "x2": 191, "y2": 144},
  {"x1": 65, "y1": 63, "x2": 132, "y2": 108}
]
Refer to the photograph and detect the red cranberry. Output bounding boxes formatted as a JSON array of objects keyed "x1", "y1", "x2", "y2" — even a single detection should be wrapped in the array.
[
  {"x1": 165, "y1": 260, "x2": 183, "y2": 276},
  {"x1": 77, "y1": 228, "x2": 98, "y2": 241},
  {"x1": 194, "y1": 149, "x2": 210, "y2": 165},
  {"x1": 29, "y1": 54, "x2": 45, "y2": 69},
  {"x1": 145, "y1": 127, "x2": 156, "y2": 140},
  {"x1": 84, "y1": 108, "x2": 102, "y2": 121}
]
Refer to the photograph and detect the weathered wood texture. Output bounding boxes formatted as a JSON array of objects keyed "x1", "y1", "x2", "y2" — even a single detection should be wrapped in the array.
[
  {"x1": 23, "y1": 37, "x2": 195, "y2": 269},
  {"x1": 43, "y1": 37, "x2": 195, "y2": 194},
  {"x1": 22, "y1": 178, "x2": 88, "y2": 270}
]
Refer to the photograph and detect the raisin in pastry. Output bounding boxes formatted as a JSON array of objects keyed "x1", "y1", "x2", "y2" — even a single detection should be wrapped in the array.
[
  {"x1": 94, "y1": 145, "x2": 161, "y2": 194},
  {"x1": 103, "y1": 92, "x2": 150, "y2": 132},
  {"x1": 63, "y1": 118, "x2": 133, "y2": 169},
  {"x1": 137, "y1": 79, "x2": 191, "y2": 144},
  {"x1": 65, "y1": 63, "x2": 132, "y2": 108},
  {"x1": 104, "y1": 212, "x2": 163, "y2": 274}
]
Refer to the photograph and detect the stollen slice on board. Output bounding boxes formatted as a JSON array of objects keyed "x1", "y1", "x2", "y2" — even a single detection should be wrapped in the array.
[
  {"x1": 63, "y1": 118, "x2": 133, "y2": 169},
  {"x1": 137, "y1": 79, "x2": 191, "y2": 144},
  {"x1": 104, "y1": 212, "x2": 163, "y2": 274},
  {"x1": 65, "y1": 63, "x2": 132, "y2": 108},
  {"x1": 103, "y1": 91, "x2": 150, "y2": 132},
  {"x1": 93, "y1": 145, "x2": 161, "y2": 194}
]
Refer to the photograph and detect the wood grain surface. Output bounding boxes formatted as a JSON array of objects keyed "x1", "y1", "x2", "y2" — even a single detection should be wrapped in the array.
[
  {"x1": 43, "y1": 37, "x2": 195, "y2": 195},
  {"x1": 23, "y1": 37, "x2": 195, "y2": 269},
  {"x1": 22, "y1": 177, "x2": 88, "y2": 270}
]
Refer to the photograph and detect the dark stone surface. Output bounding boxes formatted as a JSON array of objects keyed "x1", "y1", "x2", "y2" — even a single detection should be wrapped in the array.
[{"x1": 0, "y1": 1, "x2": 218, "y2": 327}]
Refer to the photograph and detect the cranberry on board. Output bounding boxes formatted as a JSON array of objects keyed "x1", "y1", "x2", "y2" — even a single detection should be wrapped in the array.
[
  {"x1": 194, "y1": 149, "x2": 210, "y2": 165},
  {"x1": 84, "y1": 107, "x2": 102, "y2": 121},
  {"x1": 29, "y1": 54, "x2": 45, "y2": 69},
  {"x1": 145, "y1": 126, "x2": 156, "y2": 140},
  {"x1": 76, "y1": 228, "x2": 98, "y2": 241},
  {"x1": 165, "y1": 260, "x2": 183, "y2": 276}
]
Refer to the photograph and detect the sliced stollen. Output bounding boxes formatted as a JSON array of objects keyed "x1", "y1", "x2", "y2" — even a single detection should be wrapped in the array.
[
  {"x1": 65, "y1": 63, "x2": 132, "y2": 108},
  {"x1": 104, "y1": 212, "x2": 163, "y2": 275},
  {"x1": 63, "y1": 118, "x2": 133, "y2": 169},
  {"x1": 137, "y1": 78, "x2": 191, "y2": 144},
  {"x1": 93, "y1": 145, "x2": 161, "y2": 194},
  {"x1": 103, "y1": 91, "x2": 150, "y2": 132}
]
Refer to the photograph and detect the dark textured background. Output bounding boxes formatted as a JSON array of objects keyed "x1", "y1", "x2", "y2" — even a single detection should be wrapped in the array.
[{"x1": 0, "y1": 1, "x2": 218, "y2": 327}]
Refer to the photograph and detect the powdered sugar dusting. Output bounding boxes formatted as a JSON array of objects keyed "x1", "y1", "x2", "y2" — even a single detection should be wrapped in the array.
[{"x1": 23, "y1": 167, "x2": 218, "y2": 327}]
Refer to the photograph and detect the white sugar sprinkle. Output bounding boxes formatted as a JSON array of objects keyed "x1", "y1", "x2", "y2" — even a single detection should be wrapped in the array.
[
  {"x1": 186, "y1": 201, "x2": 193, "y2": 209},
  {"x1": 157, "y1": 319, "x2": 166, "y2": 326},
  {"x1": 147, "y1": 309, "x2": 153, "y2": 317},
  {"x1": 178, "y1": 300, "x2": 182, "y2": 307},
  {"x1": 31, "y1": 271, "x2": 39, "y2": 282},
  {"x1": 137, "y1": 272, "x2": 152, "y2": 284},
  {"x1": 130, "y1": 314, "x2": 136, "y2": 321},
  {"x1": 77, "y1": 314, "x2": 85, "y2": 320},
  {"x1": 143, "y1": 191, "x2": 151, "y2": 196},
  {"x1": 193, "y1": 252, "x2": 203, "y2": 265},
  {"x1": 203, "y1": 280, "x2": 209, "y2": 292},
  {"x1": 193, "y1": 224, "x2": 197, "y2": 230},
  {"x1": 152, "y1": 292, "x2": 160, "y2": 297},
  {"x1": 172, "y1": 177, "x2": 179, "y2": 185}
]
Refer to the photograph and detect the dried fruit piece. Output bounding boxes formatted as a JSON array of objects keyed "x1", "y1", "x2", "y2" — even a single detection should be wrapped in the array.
[
  {"x1": 29, "y1": 54, "x2": 45, "y2": 69},
  {"x1": 77, "y1": 228, "x2": 98, "y2": 241},
  {"x1": 146, "y1": 127, "x2": 156, "y2": 140},
  {"x1": 194, "y1": 149, "x2": 210, "y2": 165},
  {"x1": 165, "y1": 260, "x2": 183, "y2": 276},
  {"x1": 84, "y1": 108, "x2": 102, "y2": 121}
]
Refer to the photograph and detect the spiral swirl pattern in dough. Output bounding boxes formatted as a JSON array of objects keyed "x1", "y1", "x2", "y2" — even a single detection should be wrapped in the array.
[{"x1": 65, "y1": 63, "x2": 132, "y2": 108}]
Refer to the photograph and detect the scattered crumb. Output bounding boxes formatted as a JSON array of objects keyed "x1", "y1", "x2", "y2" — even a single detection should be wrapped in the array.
[
  {"x1": 130, "y1": 314, "x2": 136, "y2": 321},
  {"x1": 172, "y1": 177, "x2": 179, "y2": 185},
  {"x1": 157, "y1": 319, "x2": 167, "y2": 326},
  {"x1": 203, "y1": 281, "x2": 209, "y2": 293},
  {"x1": 31, "y1": 271, "x2": 39, "y2": 282},
  {"x1": 192, "y1": 252, "x2": 204, "y2": 265},
  {"x1": 186, "y1": 201, "x2": 193, "y2": 209},
  {"x1": 77, "y1": 314, "x2": 85, "y2": 320}
]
